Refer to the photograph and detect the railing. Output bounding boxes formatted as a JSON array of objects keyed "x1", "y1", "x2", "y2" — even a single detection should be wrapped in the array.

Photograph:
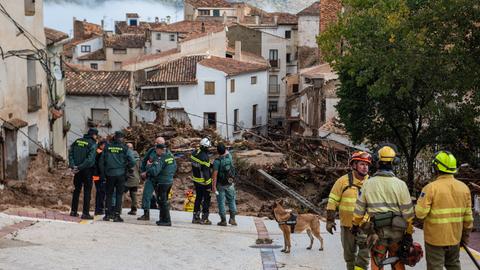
[
  {"x1": 27, "y1": 84, "x2": 42, "y2": 112},
  {"x1": 269, "y1": 59, "x2": 280, "y2": 69},
  {"x1": 268, "y1": 84, "x2": 280, "y2": 95}
]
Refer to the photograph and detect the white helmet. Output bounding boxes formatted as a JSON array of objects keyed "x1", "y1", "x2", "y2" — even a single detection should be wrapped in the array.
[{"x1": 200, "y1": 138, "x2": 211, "y2": 148}]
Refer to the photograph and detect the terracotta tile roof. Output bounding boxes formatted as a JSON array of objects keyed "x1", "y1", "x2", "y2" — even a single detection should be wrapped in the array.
[
  {"x1": 63, "y1": 62, "x2": 94, "y2": 72},
  {"x1": 297, "y1": 1, "x2": 320, "y2": 16},
  {"x1": 45, "y1": 27, "x2": 69, "y2": 46},
  {"x1": 269, "y1": 12, "x2": 298, "y2": 25},
  {"x1": 152, "y1": 20, "x2": 224, "y2": 34},
  {"x1": 115, "y1": 21, "x2": 166, "y2": 35},
  {"x1": 66, "y1": 71, "x2": 131, "y2": 96},
  {"x1": 105, "y1": 34, "x2": 146, "y2": 49},
  {"x1": 146, "y1": 55, "x2": 206, "y2": 86},
  {"x1": 126, "y1": 13, "x2": 139, "y2": 18},
  {"x1": 199, "y1": 56, "x2": 268, "y2": 76},
  {"x1": 77, "y1": 49, "x2": 106, "y2": 61},
  {"x1": 122, "y1": 48, "x2": 179, "y2": 66},
  {"x1": 185, "y1": 0, "x2": 232, "y2": 8},
  {"x1": 73, "y1": 19, "x2": 103, "y2": 40}
]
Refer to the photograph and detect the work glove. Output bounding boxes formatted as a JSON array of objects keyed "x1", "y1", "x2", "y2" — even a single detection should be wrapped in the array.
[
  {"x1": 326, "y1": 210, "x2": 336, "y2": 235},
  {"x1": 350, "y1": 225, "x2": 360, "y2": 236},
  {"x1": 462, "y1": 229, "x2": 471, "y2": 245}
]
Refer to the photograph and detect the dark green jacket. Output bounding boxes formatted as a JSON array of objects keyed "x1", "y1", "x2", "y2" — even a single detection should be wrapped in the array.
[
  {"x1": 99, "y1": 140, "x2": 136, "y2": 177},
  {"x1": 140, "y1": 147, "x2": 157, "y2": 173},
  {"x1": 146, "y1": 150, "x2": 177, "y2": 185},
  {"x1": 68, "y1": 135, "x2": 97, "y2": 170}
]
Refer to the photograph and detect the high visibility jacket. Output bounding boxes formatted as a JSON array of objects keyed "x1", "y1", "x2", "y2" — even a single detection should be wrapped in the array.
[
  {"x1": 415, "y1": 174, "x2": 473, "y2": 246},
  {"x1": 326, "y1": 172, "x2": 367, "y2": 227},
  {"x1": 191, "y1": 148, "x2": 212, "y2": 185},
  {"x1": 353, "y1": 170, "x2": 414, "y2": 234}
]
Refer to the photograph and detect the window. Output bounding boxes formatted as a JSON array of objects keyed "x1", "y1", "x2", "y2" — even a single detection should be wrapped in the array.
[
  {"x1": 286, "y1": 53, "x2": 291, "y2": 63},
  {"x1": 142, "y1": 87, "x2": 179, "y2": 101},
  {"x1": 269, "y1": 49, "x2": 278, "y2": 60},
  {"x1": 269, "y1": 101, "x2": 278, "y2": 113},
  {"x1": 113, "y1": 48, "x2": 127, "y2": 54},
  {"x1": 114, "y1": 62, "x2": 122, "y2": 70},
  {"x1": 199, "y1": 9, "x2": 210, "y2": 16},
  {"x1": 90, "y1": 63, "x2": 98, "y2": 70},
  {"x1": 234, "y1": 109, "x2": 239, "y2": 131},
  {"x1": 213, "y1": 10, "x2": 220, "y2": 17},
  {"x1": 204, "y1": 81, "x2": 215, "y2": 95},
  {"x1": 252, "y1": 104, "x2": 257, "y2": 126},
  {"x1": 285, "y1": 30, "x2": 291, "y2": 39},
  {"x1": 269, "y1": 75, "x2": 279, "y2": 94},
  {"x1": 230, "y1": 79, "x2": 235, "y2": 93},
  {"x1": 91, "y1": 108, "x2": 110, "y2": 126},
  {"x1": 27, "y1": 55, "x2": 36, "y2": 86},
  {"x1": 27, "y1": 84, "x2": 42, "y2": 112},
  {"x1": 129, "y1": 19, "x2": 138, "y2": 26},
  {"x1": 25, "y1": 0, "x2": 35, "y2": 16},
  {"x1": 204, "y1": 113, "x2": 216, "y2": 129},
  {"x1": 170, "y1": 34, "x2": 176, "y2": 42},
  {"x1": 292, "y1": 84, "x2": 299, "y2": 93},
  {"x1": 156, "y1": 33, "x2": 161, "y2": 40},
  {"x1": 81, "y1": 45, "x2": 91, "y2": 53},
  {"x1": 251, "y1": 76, "x2": 257, "y2": 85}
]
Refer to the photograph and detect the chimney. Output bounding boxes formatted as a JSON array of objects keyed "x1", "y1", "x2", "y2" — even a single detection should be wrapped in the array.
[
  {"x1": 234, "y1": 41, "x2": 242, "y2": 61},
  {"x1": 101, "y1": 19, "x2": 104, "y2": 30},
  {"x1": 274, "y1": 15, "x2": 278, "y2": 25},
  {"x1": 166, "y1": 16, "x2": 171, "y2": 24},
  {"x1": 223, "y1": 11, "x2": 227, "y2": 24},
  {"x1": 255, "y1": 15, "x2": 259, "y2": 25},
  {"x1": 201, "y1": 22, "x2": 205, "y2": 32},
  {"x1": 155, "y1": 17, "x2": 159, "y2": 23}
]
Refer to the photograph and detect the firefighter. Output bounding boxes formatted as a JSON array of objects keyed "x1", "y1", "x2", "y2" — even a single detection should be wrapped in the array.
[
  {"x1": 415, "y1": 151, "x2": 473, "y2": 270},
  {"x1": 99, "y1": 131, "x2": 136, "y2": 222},
  {"x1": 191, "y1": 138, "x2": 213, "y2": 225},
  {"x1": 352, "y1": 145, "x2": 414, "y2": 270},
  {"x1": 326, "y1": 151, "x2": 372, "y2": 270},
  {"x1": 68, "y1": 128, "x2": 98, "y2": 219},
  {"x1": 137, "y1": 137, "x2": 164, "y2": 221}
]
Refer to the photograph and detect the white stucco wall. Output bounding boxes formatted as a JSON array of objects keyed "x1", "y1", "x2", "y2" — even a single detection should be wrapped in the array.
[
  {"x1": 65, "y1": 95, "x2": 130, "y2": 145},
  {"x1": 179, "y1": 31, "x2": 227, "y2": 57},
  {"x1": 326, "y1": 97, "x2": 340, "y2": 121},
  {"x1": 298, "y1": 16, "x2": 320, "y2": 47},
  {"x1": 0, "y1": 0, "x2": 49, "y2": 179},
  {"x1": 261, "y1": 32, "x2": 287, "y2": 121},
  {"x1": 73, "y1": 37, "x2": 103, "y2": 60},
  {"x1": 77, "y1": 60, "x2": 107, "y2": 70},
  {"x1": 150, "y1": 31, "x2": 178, "y2": 53}
]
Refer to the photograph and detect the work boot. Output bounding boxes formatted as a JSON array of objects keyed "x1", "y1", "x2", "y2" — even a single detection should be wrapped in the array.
[
  {"x1": 137, "y1": 210, "x2": 150, "y2": 221},
  {"x1": 103, "y1": 214, "x2": 112, "y2": 221},
  {"x1": 94, "y1": 210, "x2": 105, "y2": 216},
  {"x1": 81, "y1": 214, "x2": 94, "y2": 220},
  {"x1": 201, "y1": 213, "x2": 212, "y2": 225},
  {"x1": 128, "y1": 207, "x2": 137, "y2": 216},
  {"x1": 113, "y1": 215, "x2": 124, "y2": 223},
  {"x1": 229, "y1": 212, "x2": 237, "y2": 226},
  {"x1": 156, "y1": 220, "x2": 172, "y2": 226},
  {"x1": 192, "y1": 212, "x2": 201, "y2": 224},
  {"x1": 69, "y1": 212, "x2": 79, "y2": 217},
  {"x1": 217, "y1": 215, "x2": 227, "y2": 226}
]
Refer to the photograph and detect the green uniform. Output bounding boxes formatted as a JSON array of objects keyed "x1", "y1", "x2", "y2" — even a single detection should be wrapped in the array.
[
  {"x1": 99, "y1": 142, "x2": 136, "y2": 177},
  {"x1": 146, "y1": 150, "x2": 177, "y2": 185},
  {"x1": 140, "y1": 147, "x2": 158, "y2": 210},
  {"x1": 68, "y1": 135, "x2": 97, "y2": 170}
]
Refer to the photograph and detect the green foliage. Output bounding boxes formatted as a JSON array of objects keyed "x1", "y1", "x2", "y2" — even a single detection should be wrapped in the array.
[{"x1": 318, "y1": 0, "x2": 480, "y2": 184}]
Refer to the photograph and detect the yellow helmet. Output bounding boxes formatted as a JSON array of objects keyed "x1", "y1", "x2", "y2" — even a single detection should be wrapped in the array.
[
  {"x1": 378, "y1": 146, "x2": 397, "y2": 162},
  {"x1": 432, "y1": 151, "x2": 457, "y2": 174}
]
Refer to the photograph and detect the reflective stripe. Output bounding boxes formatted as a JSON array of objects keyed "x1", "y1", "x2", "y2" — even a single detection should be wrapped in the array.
[
  {"x1": 339, "y1": 205, "x2": 355, "y2": 212},
  {"x1": 192, "y1": 176, "x2": 212, "y2": 185},
  {"x1": 329, "y1": 193, "x2": 341, "y2": 202},
  {"x1": 191, "y1": 155, "x2": 210, "y2": 167},
  {"x1": 354, "y1": 208, "x2": 365, "y2": 216},
  {"x1": 430, "y1": 208, "x2": 468, "y2": 215},
  {"x1": 427, "y1": 217, "x2": 464, "y2": 224},
  {"x1": 356, "y1": 200, "x2": 367, "y2": 207},
  {"x1": 464, "y1": 215, "x2": 474, "y2": 222},
  {"x1": 328, "y1": 198, "x2": 338, "y2": 204},
  {"x1": 399, "y1": 203, "x2": 413, "y2": 210},
  {"x1": 341, "y1": 197, "x2": 357, "y2": 203},
  {"x1": 415, "y1": 205, "x2": 430, "y2": 214},
  {"x1": 367, "y1": 202, "x2": 401, "y2": 208}
]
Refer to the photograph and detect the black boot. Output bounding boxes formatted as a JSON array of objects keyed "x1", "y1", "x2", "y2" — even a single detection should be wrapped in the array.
[
  {"x1": 103, "y1": 214, "x2": 112, "y2": 221},
  {"x1": 137, "y1": 209, "x2": 150, "y2": 220},
  {"x1": 192, "y1": 212, "x2": 201, "y2": 224},
  {"x1": 81, "y1": 213, "x2": 94, "y2": 220},
  {"x1": 201, "y1": 212, "x2": 212, "y2": 225},
  {"x1": 229, "y1": 211, "x2": 237, "y2": 226},
  {"x1": 70, "y1": 212, "x2": 79, "y2": 217},
  {"x1": 113, "y1": 214, "x2": 124, "y2": 223},
  {"x1": 128, "y1": 207, "x2": 137, "y2": 215},
  {"x1": 217, "y1": 215, "x2": 227, "y2": 226}
]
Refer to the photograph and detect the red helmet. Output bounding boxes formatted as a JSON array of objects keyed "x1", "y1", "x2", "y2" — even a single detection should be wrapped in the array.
[
  {"x1": 402, "y1": 242, "x2": 424, "y2": 267},
  {"x1": 185, "y1": 189, "x2": 194, "y2": 197},
  {"x1": 349, "y1": 151, "x2": 372, "y2": 165}
]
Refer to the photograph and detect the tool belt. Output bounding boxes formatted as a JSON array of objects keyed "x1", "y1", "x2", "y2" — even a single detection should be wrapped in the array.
[{"x1": 373, "y1": 212, "x2": 407, "y2": 230}]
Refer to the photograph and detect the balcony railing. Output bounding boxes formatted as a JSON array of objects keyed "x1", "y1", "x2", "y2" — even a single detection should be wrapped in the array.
[
  {"x1": 27, "y1": 84, "x2": 42, "y2": 112},
  {"x1": 268, "y1": 84, "x2": 280, "y2": 96},
  {"x1": 269, "y1": 59, "x2": 280, "y2": 70}
]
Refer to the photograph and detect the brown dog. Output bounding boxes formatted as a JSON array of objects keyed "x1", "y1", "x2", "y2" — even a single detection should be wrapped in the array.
[{"x1": 272, "y1": 200, "x2": 324, "y2": 253}]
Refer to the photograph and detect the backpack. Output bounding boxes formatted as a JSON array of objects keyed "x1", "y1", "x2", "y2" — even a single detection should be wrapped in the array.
[
  {"x1": 341, "y1": 171, "x2": 362, "y2": 194},
  {"x1": 217, "y1": 155, "x2": 237, "y2": 185}
]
